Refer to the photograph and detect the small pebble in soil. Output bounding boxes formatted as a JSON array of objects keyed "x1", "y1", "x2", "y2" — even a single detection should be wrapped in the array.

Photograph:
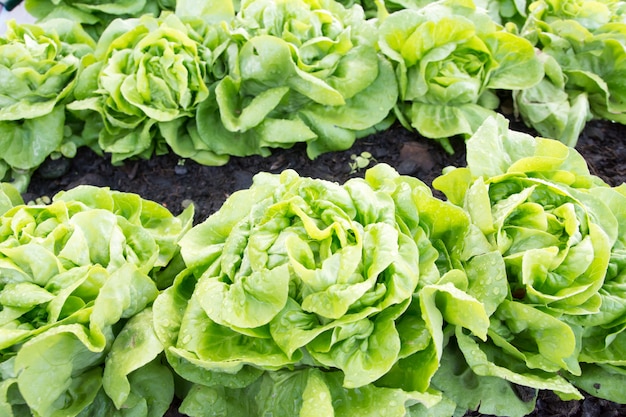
[{"x1": 37, "y1": 157, "x2": 71, "y2": 179}]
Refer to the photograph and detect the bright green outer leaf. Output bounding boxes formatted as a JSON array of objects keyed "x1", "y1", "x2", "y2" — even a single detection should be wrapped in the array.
[
  {"x1": 159, "y1": 119, "x2": 231, "y2": 166},
  {"x1": 429, "y1": 336, "x2": 537, "y2": 417},
  {"x1": 216, "y1": 77, "x2": 290, "y2": 132},
  {"x1": 0, "y1": 106, "x2": 65, "y2": 171},
  {"x1": 89, "y1": 264, "x2": 159, "y2": 347},
  {"x1": 0, "y1": 183, "x2": 23, "y2": 216},
  {"x1": 329, "y1": 375, "x2": 442, "y2": 416},
  {"x1": 194, "y1": 88, "x2": 318, "y2": 158},
  {"x1": 374, "y1": 298, "x2": 438, "y2": 392},
  {"x1": 513, "y1": 52, "x2": 593, "y2": 146},
  {"x1": 13, "y1": 324, "x2": 105, "y2": 417},
  {"x1": 119, "y1": 359, "x2": 175, "y2": 417},
  {"x1": 407, "y1": 101, "x2": 498, "y2": 140},
  {"x1": 460, "y1": 114, "x2": 600, "y2": 186},
  {"x1": 489, "y1": 300, "x2": 579, "y2": 373},
  {"x1": 103, "y1": 308, "x2": 171, "y2": 411},
  {"x1": 455, "y1": 328, "x2": 583, "y2": 400},
  {"x1": 462, "y1": 251, "x2": 508, "y2": 316},
  {"x1": 566, "y1": 363, "x2": 626, "y2": 404},
  {"x1": 179, "y1": 368, "x2": 440, "y2": 417},
  {"x1": 420, "y1": 282, "x2": 490, "y2": 342},
  {"x1": 482, "y1": 30, "x2": 543, "y2": 89},
  {"x1": 178, "y1": 384, "x2": 254, "y2": 417}
]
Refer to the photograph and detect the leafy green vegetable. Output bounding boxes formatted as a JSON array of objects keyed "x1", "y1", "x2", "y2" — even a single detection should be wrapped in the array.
[
  {"x1": 515, "y1": 0, "x2": 626, "y2": 145},
  {"x1": 0, "y1": 19, "x2": 96, "y2": 191},
  {"x1": 525, "y1": 0, "x2": 626, "y2": 31},
  {"x1": 378, "y1": 0, "x2": 543, "y2": 152},
  {"x1": 431, "y1": 114, "x2": 626, "y2": 401},
  {"x1": 434, "y1": 114, "x2": 615, "y2": 315},
  {"x1": 153, "y1": 163, "x2": 502, "y2": 415},
  {"x1": 0, "y1": 185, "x2": 193, "y2": 416},
  {"x1": 0, "y1": 184, "x2": 23, "y2": 217},
  {"x1": 69, "y1": 12, "x2": 214, "y2": 164},
  {"x1": 185, "y1": 0, "x2": 398, "y2": 161},
  {"x1": 562, "y1": 184, "x2": 626, "y2": 403},
  {"x1": 513, "y1": 51, "x2": 592, "y2": 147}
]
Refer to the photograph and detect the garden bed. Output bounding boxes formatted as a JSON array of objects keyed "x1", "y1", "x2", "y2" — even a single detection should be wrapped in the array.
[{"x1": 23, "y1": 113, "x2": 626, "y2": 417}]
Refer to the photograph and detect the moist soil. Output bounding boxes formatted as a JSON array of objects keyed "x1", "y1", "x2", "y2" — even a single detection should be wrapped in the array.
[{"x1": 23, "y1": 109, "x2": 626, "y2": 417}]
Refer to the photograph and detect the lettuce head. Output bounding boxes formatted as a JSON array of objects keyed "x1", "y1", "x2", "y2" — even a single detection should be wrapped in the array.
[
  {"x1": 152, "y1": 163, "x2": 504, "y2": 416},
  {"x1": 516, "y1": 0, "x2": 626, "y2": 145},
  {"x1": 431, "y1": 115, "x2": 626, "y2": 402},
  {"x1": 378, "y1": 0, "x2": 543, "y2": 152},
  {"x1": 0, "y1": 19, "x2": 95, "y2": 192},
  {"x1": 69, "y1": 13, "x2": 212, "y2": 164},
  {"x1": 0, "y1": 185, "x2": 193, "y2": 416},
  {"x1": 185, "y1": 0, "x2": 398, "y2": 162}
]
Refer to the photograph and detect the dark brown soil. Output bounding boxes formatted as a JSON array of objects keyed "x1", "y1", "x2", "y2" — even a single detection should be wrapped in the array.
[
  {"x1": 23, "y1": 111, "x2": 626, "y2": 417},
  {"x1": 25, "y1": 116, "x2": 626, "y2": 221}
]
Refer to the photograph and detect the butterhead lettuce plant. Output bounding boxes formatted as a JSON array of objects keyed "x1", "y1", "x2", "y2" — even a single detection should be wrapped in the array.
[
  {"x1": 564, "y1": 182, "x2": 626, "y2": 404},
  {"x1": 186, "y1": 0, "x2": 398, "y2": 161},
  {"x1": 0, "y1": 185, "x2": 193, "y2": 416},
  {"x1": 515, "y1": 0, "x2": 626, "y2": 145},
  {"x1": 378, "y1": 0, "x2": 543, "y2": 152},
  {"x1": 432, "y1": 114, "x2": 626, "y2": 404},
  {"x1": 0, "y1": 19, "x2": 96, "y2": 192},
  {"x1": 69, "y1": 12, "x2": 212, "y2": 164},
  {"x1": 152, "y1": 163, "x2": 501, "y2": 416},
  {"x1": 434, "y1": 114, "x2": 615, "y2": 317}
]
